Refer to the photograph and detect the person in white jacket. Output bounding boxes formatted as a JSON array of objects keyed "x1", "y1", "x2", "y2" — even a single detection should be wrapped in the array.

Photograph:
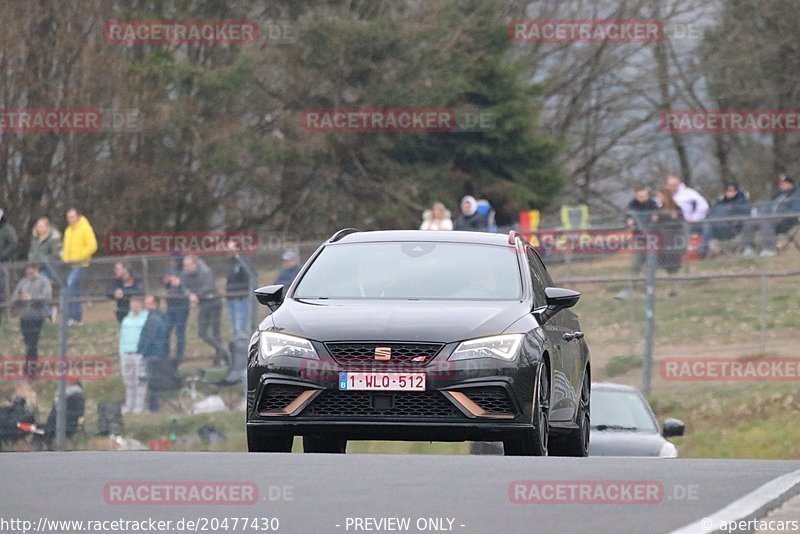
[
  {"x1": 419, "y1": 202, "x2": 453, "y2": 231},
  {"x1": 666, "y1": 175, "x2": 709, "y2": 232}
]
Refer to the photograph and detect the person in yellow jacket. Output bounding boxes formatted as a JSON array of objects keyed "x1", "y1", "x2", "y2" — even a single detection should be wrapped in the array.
[{"x1": 61, "y1": 208, "x2": 98, "y2": 325}]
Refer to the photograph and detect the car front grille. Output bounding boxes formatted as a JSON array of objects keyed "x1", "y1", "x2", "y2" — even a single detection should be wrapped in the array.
[
  {"x1": 324, "y1": 342, "x2": 445, "y2": 369},
  {"x1": 462, "y1": 386, "x2": 516, "y2": 415},
  {"x1": 257, "y1": 384, "x2": 307, "y2": 413},
  {"x1": 300, "y1": 390, "x2": 463, "y2": 419}
]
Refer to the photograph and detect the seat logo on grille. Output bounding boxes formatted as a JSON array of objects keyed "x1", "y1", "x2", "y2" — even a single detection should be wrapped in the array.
[{"x1": 374, "y1": 347, "x2": 392, "y2": 360}]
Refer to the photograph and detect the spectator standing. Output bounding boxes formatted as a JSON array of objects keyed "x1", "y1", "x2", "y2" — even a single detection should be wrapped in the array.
[
  {"x1": 163, "y1": 265, "x2": 189, "y2": 362},
  {"x1": 741, "y1": 174, "x2": 800, "y2": 257},
  {"x1": 183, "y1": 255, "x2": 229, "y2": 367},
  {"x1": 60, "y1": 208, "x2": 97, "y2": 326},
  {"x1": 615, "y1": 186, "x2": 658, "y2": 300},
  {"x1": 138, "y1": 295, "x2": 169, "y2": 413},
  {"x1": 453, "y1": 195, "x2": 488, "y2": 232},
  {"x1": 225, "y1": 238, "x2": 257, "y2": 337},
  {"x1": 119, "y1": 295, "x2": 148, "y2": 415},
  {"x1": 27, "y1": 217, "x2": 61, "y2": 276},
  {"x1": 107, "y1": 262, "x2": 145, "y2": 324},
  {"x1": 0, "y1": 208, "x2": 19, "y2": 325},
  {"x1": 653, "y1": 188, "x2": 687, "y2": 297},
  {"x1": 29, "y1": 217, "x2": 61, "y2": 322},
  {"x1": 420, "y1": 202, "x2": 453, "y2": 231},
  {"x1": 699, "y1": 182, "x2": 751, "y2": 258},
  {"x1": 274, "y1": 249, "x2": 301, "y2": 287},
  {"x1": 11, "y1": 264, "x2": 52, "y2": 379},
  {"x1": 665, "y1": 175, "x2": 709, "y2": 232}
]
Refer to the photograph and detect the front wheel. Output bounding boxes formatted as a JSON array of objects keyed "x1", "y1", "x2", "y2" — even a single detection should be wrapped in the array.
[
  {"x1": 550, "y1": 371, "x2": 590, "y2": 457},
  {"x1": 504, "y1": 364, "x2": 549, "y2": 456}
]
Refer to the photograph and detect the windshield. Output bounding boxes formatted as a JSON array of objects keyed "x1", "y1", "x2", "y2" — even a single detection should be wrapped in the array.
[
  {"x1": 294, "y1": 242, "x2": 522, "y2": 300},
  {"x1": 592, "y1": 390, "x2": 659, "y2": 433}
]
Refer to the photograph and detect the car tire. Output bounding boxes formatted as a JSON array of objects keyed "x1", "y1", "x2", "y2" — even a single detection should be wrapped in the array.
[
  {"x1": 549, "y1": 371, "x2": 590, "y2": 457},
  {"x1": 503, "y1": 364, "x2": 549, "y2": 456},
  {"x1": 247, "y1": 427, "x2": 293, "y2": 452},
  {"x1": 303, "y1": 435, "x2": 347, "y2": 453}
]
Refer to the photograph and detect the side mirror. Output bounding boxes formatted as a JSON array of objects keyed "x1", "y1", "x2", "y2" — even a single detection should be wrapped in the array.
[
  {"x1": 662, "y1": 418, "x2": 685, "y2": 438},
  {"x1": 535, "y1": 287, "x2": 581, "y2": 324},
  {"x1": 255, "y1": 285, "x2": 285, "y2": 312}
]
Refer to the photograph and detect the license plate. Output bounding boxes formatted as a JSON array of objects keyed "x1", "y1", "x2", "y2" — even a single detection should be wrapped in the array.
[{"x1": 339, "y1": 372, "x2": 425, "y2": 391}]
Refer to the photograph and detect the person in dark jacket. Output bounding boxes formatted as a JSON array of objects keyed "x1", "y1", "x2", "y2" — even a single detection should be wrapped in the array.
[
  {"x1": 741, "y1": 174, "x2": 800, "y2": 257},
  {"x1": 225, "y1": 238, "x2": 257, "y2": 336},
  {"x1": 698, "y1": 182, "x2": 751, "y2": 257},
  {"x1": 138, "y1": 295, "x2": 170, "y2": 412},
  {"x1": 453, "y1": 196, "x2": 488, "y2": 232},
  {"x1": 183, "y1": 255, "x2": 229, "y2": 366},
  {"x1": 33, "y1": 378, "x2": 85, "y2": 450},
  {"x1": 0, "y1": 208, "x2": 19, "y2": 326},
  {"x1": 653, "y1": 188, "x2": 687, "y2": 296},
  {"x1": 163, "y1": 253, "x2": 189, "y2": 361},
  {"x1": 273, "y1": 249, "x2": 301, "y2": 288},
  {"x1": 12, "y1": 263, "x2": 53, "y2": 379},
  {"x1": 615, "y1": 186, "x2": 658, "y2": 300},
  {"x1": 107, "y1": 262, "x2": 145, "y2": 324}
]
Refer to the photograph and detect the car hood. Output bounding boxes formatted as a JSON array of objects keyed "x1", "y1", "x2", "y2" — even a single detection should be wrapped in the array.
[
  {"x1": 264, "y1": 298, "x2": 530, "y2": 343},
  {"x1": 589, "y1": 430, "x2": 668, "y2": 457}
]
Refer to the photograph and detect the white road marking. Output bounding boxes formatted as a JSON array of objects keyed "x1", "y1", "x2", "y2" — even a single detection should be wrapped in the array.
[{"x1": 670, "y1": 469, "x2": 800, "y2": 533}]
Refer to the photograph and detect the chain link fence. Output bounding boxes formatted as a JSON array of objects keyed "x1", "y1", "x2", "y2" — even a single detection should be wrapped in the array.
[{"x1": 0, "y1": 220, "x2": 797, "y2": 451}]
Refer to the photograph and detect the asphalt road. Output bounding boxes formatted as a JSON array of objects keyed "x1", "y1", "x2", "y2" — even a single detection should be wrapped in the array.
[{"x1": 1, "y1": 453, "x2": 799, "y2": 534}]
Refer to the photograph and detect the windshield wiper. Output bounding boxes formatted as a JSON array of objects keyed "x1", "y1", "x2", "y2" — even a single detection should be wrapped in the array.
[{"x1": 592, "y1": 424, "x2": 640, "y2": 432}]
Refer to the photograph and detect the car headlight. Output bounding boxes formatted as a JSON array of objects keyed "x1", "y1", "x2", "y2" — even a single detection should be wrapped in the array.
[
  {"x1": 259, "y1": 332, "x2": 319, "y2": 361},
  {"x1": 659, "y1": 442, "x2": 678, "y2": 458},
  {"x1": 448, "y1": 334, "x2": 524, "y2": 361}
]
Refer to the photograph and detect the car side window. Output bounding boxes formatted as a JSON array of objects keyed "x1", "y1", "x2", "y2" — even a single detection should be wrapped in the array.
[{"x1": 525, "y1": 248, "x2": 548, "y2": 307}]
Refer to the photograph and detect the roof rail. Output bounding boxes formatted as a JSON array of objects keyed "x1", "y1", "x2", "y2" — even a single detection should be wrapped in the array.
[
  {"x1": 508, "y1": 230, "x2": 521, "y2": 245},
  {"x1": 329, "y1": 228, "x2": 361, "y2": 243}
]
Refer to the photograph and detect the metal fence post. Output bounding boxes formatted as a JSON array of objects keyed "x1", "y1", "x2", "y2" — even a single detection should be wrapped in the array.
[
  {"x1": 44, "y1": 258, "x2": 69, "y2": 451},
  {"x1": 642, "y1": 250, "x2": 657, "y2": 397},
  {"x1": 759, "y1": 276, "x2": 768, "y2": 354}
]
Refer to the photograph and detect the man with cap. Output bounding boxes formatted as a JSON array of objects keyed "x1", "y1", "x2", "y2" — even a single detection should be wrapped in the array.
[
  {"x1": 698, "y1": 181, "x2": 752, "y2": 258},
  {"x1": 274, "y1": 249, "x2": 301, "y2": 287},
  {"x1": 453, "y1": 195, "x2": 489, "y2": 232},
  {"x1": 741, "y1": 174, "x2": 800, "y2": 257},
  {"x1": 0, "y1": 208, "x2": 19, "y2": 325}
]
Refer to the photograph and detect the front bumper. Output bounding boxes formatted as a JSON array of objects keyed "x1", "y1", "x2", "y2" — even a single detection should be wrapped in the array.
[{"x1": 246, "y1": 342, "x2": 538, "y2": 441}]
